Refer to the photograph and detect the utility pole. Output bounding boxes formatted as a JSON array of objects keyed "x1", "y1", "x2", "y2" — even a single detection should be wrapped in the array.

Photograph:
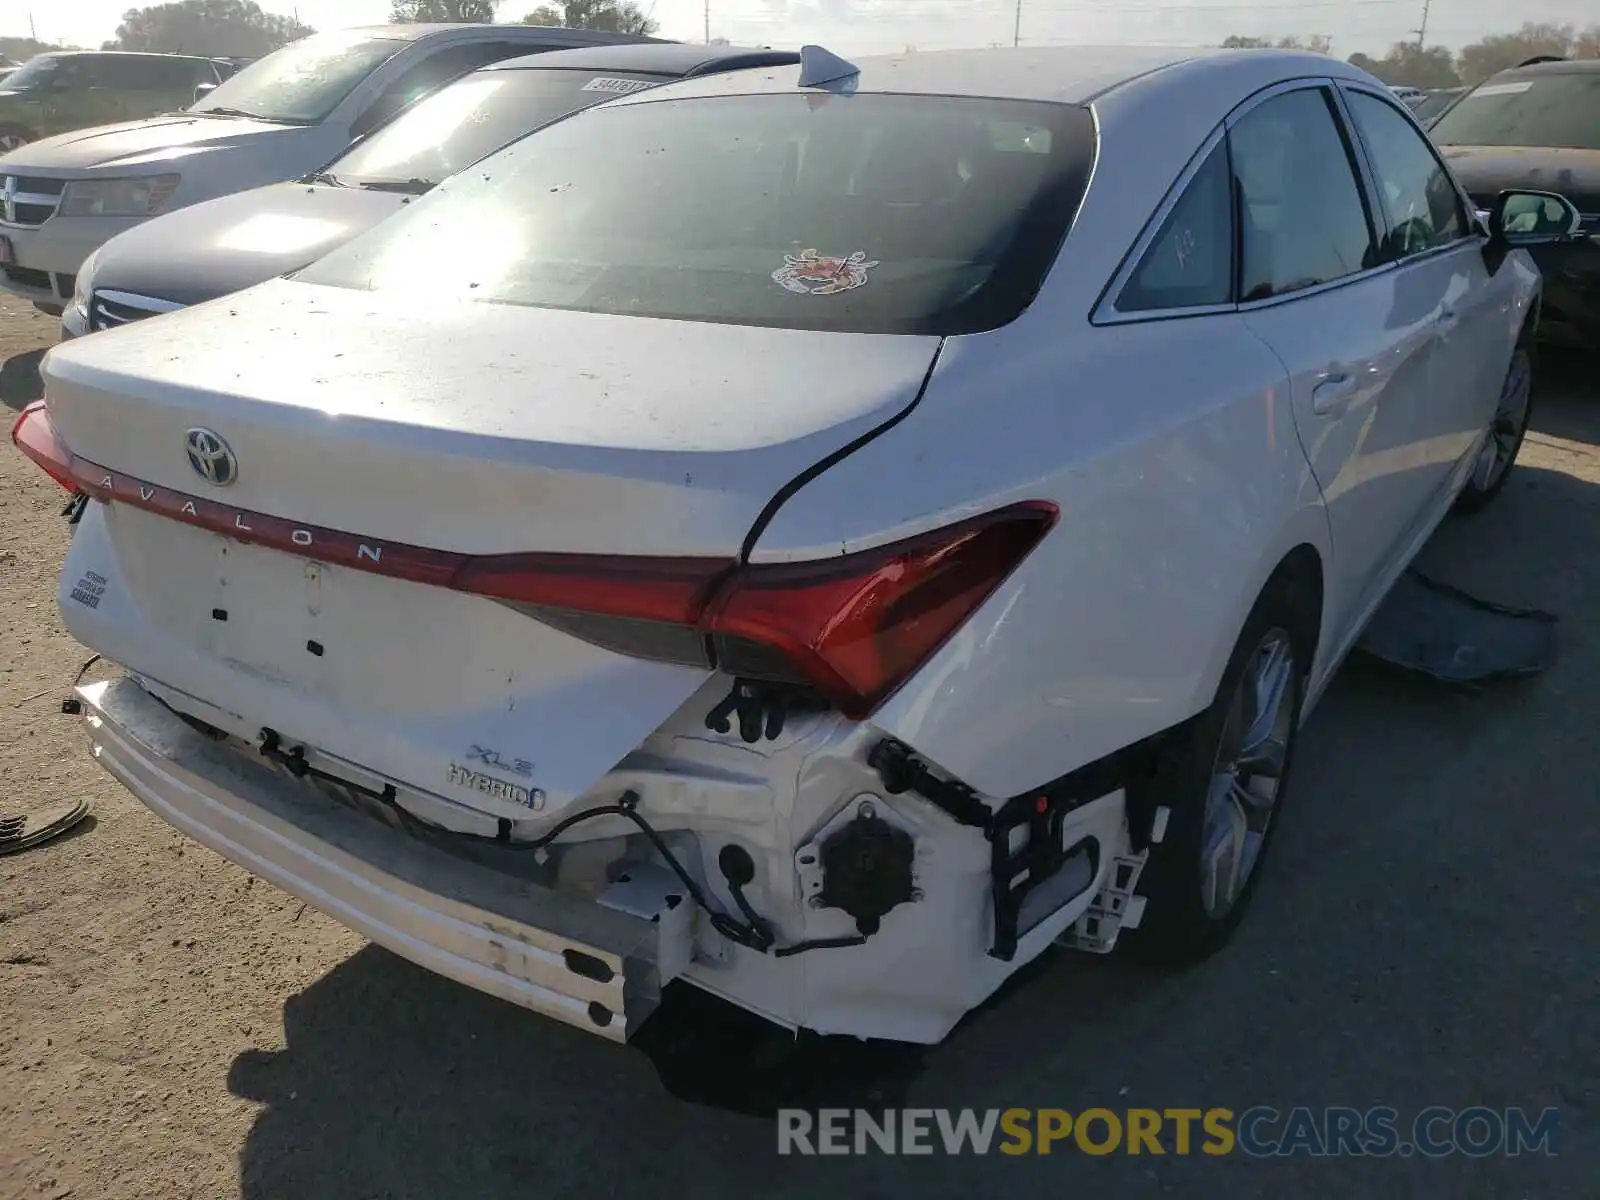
[
  {"x1": 1413, "y1": 0, "x2": 1431, "y2": 49},
  {"x1": 1013, "y1": 0, "x2": 1022, "y2": 47},
  {"x1": 704, "y1": 0, "x2": 710, "y2": 45}
]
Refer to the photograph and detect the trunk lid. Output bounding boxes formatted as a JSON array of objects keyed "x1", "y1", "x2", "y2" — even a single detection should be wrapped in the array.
[
  {"x1": 45, "y1": 279, "x2": 939, "y2": 556},
  {"x1": 45, "y1": 281, "x2": 940, "y2": 823}
]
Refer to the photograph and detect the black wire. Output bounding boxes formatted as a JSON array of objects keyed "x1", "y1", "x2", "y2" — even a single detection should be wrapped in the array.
[
  {"x1": 72, "y1": 654, "x2": 102, "y2": 687},
  {"x1": 368, "y1": 784, "x2": 776, "y2": 952},
  {"x1": 774, "y1": 935, "x2": 868, "y2": 958}
]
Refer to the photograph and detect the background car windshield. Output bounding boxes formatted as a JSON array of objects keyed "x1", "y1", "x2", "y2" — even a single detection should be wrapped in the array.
[
  {"x1": 1, "y1": 55, "x2": 62, "y2": 90},
  {"x1": 191, "y1": 32, "x2": 404, "y2": 124},
  {"x1": 1429, "y1": 73, "x2": 1600, "y2": 150},
  {"x1": 332, "y1": 69, "x2": 674, "y2": 187},
  {"x1": 298, "y1": 93, "x2": 1096, "y2": 335}
]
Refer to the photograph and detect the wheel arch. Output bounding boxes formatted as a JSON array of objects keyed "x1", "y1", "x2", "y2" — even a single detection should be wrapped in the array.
[{"x1": 1185, "y1": 508, "x2": 1332, "y2": 726}]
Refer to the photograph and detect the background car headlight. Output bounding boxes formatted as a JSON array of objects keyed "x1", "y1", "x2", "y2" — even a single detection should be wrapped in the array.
[
  {"x1": 69, "y1": 247, "x2": 100, "y2": 312},
  {"x1": 59, "y1": 175, "x2": 180, "y2": 218}
]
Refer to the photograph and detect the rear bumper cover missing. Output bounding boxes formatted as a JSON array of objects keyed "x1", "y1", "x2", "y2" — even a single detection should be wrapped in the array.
[{"x1": 76, "y1": 677, "x2": 667, "y2": 1042}]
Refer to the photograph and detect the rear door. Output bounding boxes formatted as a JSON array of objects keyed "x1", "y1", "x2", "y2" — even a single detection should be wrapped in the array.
[
  {"x1": 1339, "y1": 83, "x2": 1507, "y2": 494},
  {"x1": 1231, "y1": 81, "x2": 1434, "y2": 643}
]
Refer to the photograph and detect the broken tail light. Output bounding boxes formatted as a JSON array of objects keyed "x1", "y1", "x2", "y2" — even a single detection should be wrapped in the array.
[
  {"x1": 11, "y1": 402, "x2": 80, "y2": 493},
  {"x1": 455, "y1": 503, "x2": 1058, "y2": 718}
]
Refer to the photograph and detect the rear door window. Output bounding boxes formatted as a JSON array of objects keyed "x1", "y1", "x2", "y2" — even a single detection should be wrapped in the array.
[
  {"x1": 1117, "y1": 141, "x2": 1235, "y2": 312},
  {"x1": 1230, "y1": 87, "x2": 1379, "y2": 301}
]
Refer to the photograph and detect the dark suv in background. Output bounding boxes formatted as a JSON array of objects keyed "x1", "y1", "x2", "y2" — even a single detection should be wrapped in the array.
[
  {"x1": 1431, "y1": 56, "x2": 1600, "y2": 349},
  {"x1": 0, "y1": 51, "x2": 231, "y2": 151}
]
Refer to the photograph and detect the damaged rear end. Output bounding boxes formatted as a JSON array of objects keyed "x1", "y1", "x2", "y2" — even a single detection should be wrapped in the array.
[{"x1": 14, "y1": 81, "x2": 1123, "y2": 1043}]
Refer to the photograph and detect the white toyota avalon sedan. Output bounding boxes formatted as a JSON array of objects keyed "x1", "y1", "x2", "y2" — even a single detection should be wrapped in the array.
[{"x1": 13, "y1": 45, "x2": 1580, "y2": 1046}]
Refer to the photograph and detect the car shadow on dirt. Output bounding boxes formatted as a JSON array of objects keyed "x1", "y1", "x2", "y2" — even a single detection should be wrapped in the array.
[
  {"x1": 0, "y1": 346, "x2": 45, "y2": 413},
  {"x1": 225, "y1": 425, "x2": 1599, "y2": 1200}
]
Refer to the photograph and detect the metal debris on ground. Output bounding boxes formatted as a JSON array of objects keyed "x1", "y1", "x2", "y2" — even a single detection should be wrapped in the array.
[
  {"x1": 0, "y1": 798, "x2": 93, "y2": 856},
  {"x1": 1354, "y1": 570, "x2": 1557, "y2": 684}
]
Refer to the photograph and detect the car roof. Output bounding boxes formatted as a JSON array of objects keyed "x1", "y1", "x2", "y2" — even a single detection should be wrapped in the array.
[
  {"x1": 1490, "y1": 57, "x2": 1600, "y2": 78},
  {"x1": 602, "y1": 44, "x2": 1373, "y2": 107},
  {"x1": 486, "y1": 43, "x2": 799, "y2": 76}
]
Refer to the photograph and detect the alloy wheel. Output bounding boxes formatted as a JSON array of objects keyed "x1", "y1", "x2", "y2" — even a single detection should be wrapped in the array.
[
  {"x1": 1473, "y1": 348, "x2": 1532, "y2": 494},
  {"x1": 1199, "y1": 628, "x2": 1296, "y2": 918}
]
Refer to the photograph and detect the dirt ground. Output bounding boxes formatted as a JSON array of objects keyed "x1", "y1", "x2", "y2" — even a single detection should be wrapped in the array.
[{"x1": 1, "y1": 290, "x2": 1596, "y2": 1199}]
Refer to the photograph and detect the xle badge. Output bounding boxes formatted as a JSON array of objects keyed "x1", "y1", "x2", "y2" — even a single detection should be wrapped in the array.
[{"x1": 447, "y1": 762, "x2": 546, "y2": 811}]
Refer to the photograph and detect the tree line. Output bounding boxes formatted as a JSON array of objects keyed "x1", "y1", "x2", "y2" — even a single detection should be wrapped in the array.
[{"x1": 1225, "y1": 22, "x2": 1600, "y2": 89}]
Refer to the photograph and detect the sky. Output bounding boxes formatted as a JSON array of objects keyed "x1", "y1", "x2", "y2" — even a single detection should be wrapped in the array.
[{"x1": 5, "y1": 0, "x2": 1599, "y2": 60}]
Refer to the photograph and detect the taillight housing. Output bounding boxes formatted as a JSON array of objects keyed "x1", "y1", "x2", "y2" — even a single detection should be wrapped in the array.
[
  {"x1": 458, "y1": 502, "x2": 1058, "y2": 719},
  {"x1": 10, "y1": 401, "x2": 80, "y2": 493}
]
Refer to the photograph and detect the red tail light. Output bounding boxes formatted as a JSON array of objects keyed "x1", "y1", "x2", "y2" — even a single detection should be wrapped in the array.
[
  {"x1": 457, "y1": 503, "x2": 1058, "y2": 718},
  {"x1": 11, "y1": 402, "x2": 80, "y2": 493},
  {"x1": 20, "y1": 399, "x2": 1055, "y2": 719},
  {"x1": 703, "y1": 504, "x2": 1058, "y2": 716}
]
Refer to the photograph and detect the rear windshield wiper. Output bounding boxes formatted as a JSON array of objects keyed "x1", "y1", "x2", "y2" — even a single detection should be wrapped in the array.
[{"x1": 355, "y1": 178, "x2": 436, "y2": 195}]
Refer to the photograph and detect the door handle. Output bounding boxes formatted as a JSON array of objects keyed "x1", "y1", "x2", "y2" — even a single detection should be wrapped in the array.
[
  {"x1": 1437, "y1": 306, "x2": 1460, "y2": 332},
  {"x1": 1311, "y1": 372, "x2": 1358, "y2": 415}
]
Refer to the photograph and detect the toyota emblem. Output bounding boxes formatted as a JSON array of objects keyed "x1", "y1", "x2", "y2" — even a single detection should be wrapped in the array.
[{"x1": 185, "y1": 428, "x2": 238, "y2": 487}]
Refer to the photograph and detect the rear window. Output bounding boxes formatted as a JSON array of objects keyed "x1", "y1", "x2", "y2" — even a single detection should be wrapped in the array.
[
  {"x1": 1430, "y1": 72, "x2": 1600, "y2": 151},
  {"x1": 332, "y1": 68, "x2": 675, "y2": 189},
  {"x1": 296, "y1": 93, "x2": 1097, "y2": 335}
]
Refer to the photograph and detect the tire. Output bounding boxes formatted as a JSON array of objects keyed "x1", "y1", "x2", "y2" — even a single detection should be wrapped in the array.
[
  {"x1": 1126, "y1": 583, "x2": 1310, "y2": 963},
  {"x1": 0, "y1": 125, "x2": 35, "y2": 153},
  {"x1": 1455, "y1": 344, "x2": 1533, "y2": 515}
]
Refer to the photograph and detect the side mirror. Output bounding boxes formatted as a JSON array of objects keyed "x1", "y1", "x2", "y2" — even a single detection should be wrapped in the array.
[
  {"x1": 1487, "y1": 189, "x2": 1583, "y2": 247},
  {"x1": 192, "y1": 81, "x2": 217, "y2": 106}
]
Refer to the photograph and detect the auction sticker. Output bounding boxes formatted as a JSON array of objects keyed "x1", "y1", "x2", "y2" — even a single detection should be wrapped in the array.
[
  {"x1": 69, "y1": 570, "x2": 107, "y2": 609},
  {"x1": 581, "y1": 76, "x2": 656, "y2": 95}
]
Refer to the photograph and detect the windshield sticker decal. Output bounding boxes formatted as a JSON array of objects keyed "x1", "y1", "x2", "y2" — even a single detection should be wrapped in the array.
[
  {"x1": 772, "y1": 249, "x2": 881, "y2": 296},
  {"x1": 581, "y1": 76, "x2": 656, "y2": 95}
]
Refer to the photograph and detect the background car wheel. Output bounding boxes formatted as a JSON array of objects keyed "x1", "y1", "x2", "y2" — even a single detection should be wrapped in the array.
[
  {"x1": 1127, "y1": 583, "x2": 1310, "y2": 963},
  {"x1": 0, "y1": 126, "x2": 35, "y2": 153},
  {"x1": 1455, "y1": 344, "x2": 1533, "y2": 514}
]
